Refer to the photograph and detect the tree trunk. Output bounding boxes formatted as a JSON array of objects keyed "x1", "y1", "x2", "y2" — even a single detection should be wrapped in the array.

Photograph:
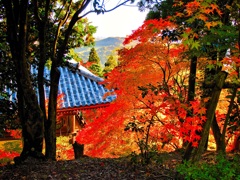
[
  {"x1": 219, "y1": 88, "x2": 237, "y2": 154},
  {"x1": 211, "y1": 115, "x2": 222, "y2": 151},
  {"x1": 4, "y1": 0, "x2": 44, "y2": 164},
  {"x1": 45, "y1": 66, "x2": 60, "y2": 160},
  {"x1": 182, "y1": 56, "x2": 197, "y2": 160},
  {"x1": 187, "y1": 56, "x2": 197, "y2": 102},
  {"x1": 191, "y1": 71, "x2": 228, "y2": 162},
  {"x1": 232, "y1": 133, "x2": 240, "y2": 152}
]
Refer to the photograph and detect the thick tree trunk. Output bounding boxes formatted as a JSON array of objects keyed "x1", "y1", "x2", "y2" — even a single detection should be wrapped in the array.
[
  {"x1": 15, "y1": 83, "x2": 44, "y2": 163},
  {"x1": 14, "y1": 37, "x2": 45, "y2": 163},
  {"x1": 13, "y1": 46, "x2": 45, "y2": 163},
  {"x1": 4, "y1": 0, "x2": 44, "y2": 164},
  {"x1": 191, "y1": 71, "x2": 228, "y2": 162},
  {"x1": 45, "y1": 66, "x2": 60, "y2": 160}
]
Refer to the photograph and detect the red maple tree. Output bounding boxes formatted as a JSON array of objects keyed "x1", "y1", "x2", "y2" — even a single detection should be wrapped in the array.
[{"x1": 76, "y1": 19, "x2": 206, "y2": 157}]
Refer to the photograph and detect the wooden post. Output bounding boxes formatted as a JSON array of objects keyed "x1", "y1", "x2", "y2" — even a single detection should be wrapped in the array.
[
  {"x1": 70, "y1": 114, "x2": 85, "y2": 158},
  {"x1": 71, "y1": 115, "x2": 76, "y2": 142},
  {"x1": 72, "y1": 142, "x2": 84, "y2": 159}
]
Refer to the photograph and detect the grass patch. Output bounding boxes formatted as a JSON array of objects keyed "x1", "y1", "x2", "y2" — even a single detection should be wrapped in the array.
[{"x1": 0, "y1": 136, "x2": 74, "y2": 164}]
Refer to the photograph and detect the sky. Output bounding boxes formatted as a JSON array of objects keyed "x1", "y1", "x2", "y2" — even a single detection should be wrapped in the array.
[{"x1": 86, "y1": 2, "x2": 148, "y2": 38}]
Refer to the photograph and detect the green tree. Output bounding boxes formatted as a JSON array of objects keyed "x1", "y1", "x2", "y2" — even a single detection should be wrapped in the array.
[
  {"x1": 88, "y1": 47, "x2": 101, "y2": 64},
  {"x1": 1, "y1": 0, "x2": 134, "y2": 162},
  {"x1": 89, "y1": 64, "x2": 103, "y2": 76},
  {"x1": 88, "y1": 47, "x2": 103, "y2": 76},
  {"x1": 144, "y1": 0, "x2": 177, "y2": 20},
  {"x1": 66, "y1": 49, "x2": 83, "y2": 63},
  {"x1": 103, "y1": 54, "x2": 118, "y2": 74},
  {"x1": 0, "y1": 5, "x2": 18, "y2": 132}
]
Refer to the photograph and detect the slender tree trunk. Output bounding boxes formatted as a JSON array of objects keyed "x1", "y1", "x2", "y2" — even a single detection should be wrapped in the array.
[
  {"x1": 182, "y1": 56, "x2": 197, "y2": 160},
  {"x1": 211, "y1": 115, "x2": 222, "y2": 151},
  {"x1": 43, "y1": 0, "x2": 92, "y2": 160},
  {"x1": 232, "y1": 133, "x2": 240, "y2": 152},
  {"x1": 45, "y1": 65, "x2": 60, "y2": 160},
  {"x1": 187, "y1": 56, "x2": 197, "y2": 102},
  {"x1": 219, "y1": 88, "x2": 237, "y2": 154},
  {"x1": 191, "y1": 71, "x2": 228, "y2": 162}
]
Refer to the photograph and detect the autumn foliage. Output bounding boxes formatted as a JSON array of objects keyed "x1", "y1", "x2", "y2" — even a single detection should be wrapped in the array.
[
  {"x1": 76, "y1": 19, "x2": 207, "y2": 157},
  {"x1": 2, "y1": 0, "x2": 239, "y2": 161},
  {"x1": 75, "y1": 0, "x2": 240, "y2": 159}
]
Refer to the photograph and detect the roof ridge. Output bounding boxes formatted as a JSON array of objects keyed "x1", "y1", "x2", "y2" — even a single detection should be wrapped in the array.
[{"x1": 66, "y1": 61, "x2": 103, "y2": 82}]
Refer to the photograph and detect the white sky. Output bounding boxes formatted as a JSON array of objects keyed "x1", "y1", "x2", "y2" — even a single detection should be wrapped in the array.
[{"x1": 86, "y1": 2, "x2": 148, "y2": 38}]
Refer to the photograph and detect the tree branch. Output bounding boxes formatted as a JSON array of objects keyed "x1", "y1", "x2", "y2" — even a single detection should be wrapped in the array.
[{"x1": 204, "y1": 81, "x2": 240, "y2": 89}]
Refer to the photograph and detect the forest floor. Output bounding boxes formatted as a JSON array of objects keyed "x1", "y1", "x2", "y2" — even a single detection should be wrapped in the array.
[{"x1": 0, "y1": 151, "x2": 239, "y2": 180}]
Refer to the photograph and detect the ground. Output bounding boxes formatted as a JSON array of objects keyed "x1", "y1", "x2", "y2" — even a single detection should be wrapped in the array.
[
  {"x1": 0, "y1": 151, "x2": 239, "y2": 180},
  {"x1": 0, "y1": 151, "x2": 182, "y2": 180}
]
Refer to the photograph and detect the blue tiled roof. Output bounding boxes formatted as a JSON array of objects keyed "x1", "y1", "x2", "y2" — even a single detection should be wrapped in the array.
[
  {"x1": 55, "y1": 62, "x2": 116, "y2": 109},
  {"x1": 4, "y1": 62, "x2": 116, "y2": 110}
]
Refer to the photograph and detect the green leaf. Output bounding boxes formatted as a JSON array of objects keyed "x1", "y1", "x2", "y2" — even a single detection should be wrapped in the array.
[
  {"x1": 191, "y1": 41, "x2": 200, "y2": 50},
  {"x1": 206, "y1": 64, "x2": 215, "y2": 71}
]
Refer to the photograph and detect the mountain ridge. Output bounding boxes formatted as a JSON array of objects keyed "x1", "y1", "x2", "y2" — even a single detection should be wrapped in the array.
[{"x1": 75, "y1": 37, "x2": 125, "y2": 66}]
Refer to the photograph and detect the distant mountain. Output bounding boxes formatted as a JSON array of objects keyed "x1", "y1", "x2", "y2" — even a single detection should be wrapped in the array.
[
  {"x1": 95, "y1": 37, "x2": 124, "y2": 46},
  {"x1": 75, "y1": 37, "x2": 125, "y2": 66}
]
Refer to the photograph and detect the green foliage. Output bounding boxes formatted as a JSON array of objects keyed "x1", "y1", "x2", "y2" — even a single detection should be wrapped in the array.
[
  {"x1": 70, "y1": 19, "x2": 96, "y2": 48},
  {"x1": 141, "y1": 0, "x2": 177, "y2": 19},
  {"x1": 87, "y1": 47, "x2": 103, "y2": 76},
  {"x1": 88, "y1": 48, "x2": 101, "y2": 64},
  {"x1": 3, "y1": 141, "x2": 22, "y2": 154},
  {"x1": 177, "y1": 155, "x2": 240, "y2": 180},
  {"x1": 0, "y1": 98, "x2": 19, "y2": 134},
  {"x1": 89, "y1": 64, "x2": 103, "y2": 77},
  {"x1": 68, "y1": 49, "x2": 83, "y2": 63},
  {"x1": 63, "y1": 48, "x2": 83, "y2": 66},
  {"x1": 103, "y1": 55, "x2": 118, "y2": 74}
]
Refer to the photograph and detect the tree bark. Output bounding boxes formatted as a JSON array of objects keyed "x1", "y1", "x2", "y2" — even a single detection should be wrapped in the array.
[
  {"x1": 232, "y1": 133, "x2": 240, "y2": 152},
  {"x1": 191, "y1": 71, "x2": 228, "y2": 162},
  {"x1": 182, "y1": 56, "x2": 197, "y2": 160},
  {"x1": 45, "y1": 65, "x2": 60, "y2": 160},
  {"x1": 219, "y1": 88, "x2": 237, "y2": 154},
  {"x1": 211, "y1": 115, "x2": 222, "y2": 151},
  {"x1": 187, "y1": 56, "x2": 197, "y2": 102},
  {"x1": 4, "y1": 0, "x2": 44, "y2": 163}
]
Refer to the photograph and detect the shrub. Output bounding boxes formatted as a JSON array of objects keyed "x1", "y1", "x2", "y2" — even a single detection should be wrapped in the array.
[
  {"x1": 176, "y1": 155, "x2": 240, "y2": 180},
  {"x1": 2, "y1": 140, "x2": 22, "y2": 153},
  {"x1": 0, "y1": 150, "x2": 20, "y2": 165},
  {"x1": 0, "y1": 140, "x2": 22, "y2": 165}
]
